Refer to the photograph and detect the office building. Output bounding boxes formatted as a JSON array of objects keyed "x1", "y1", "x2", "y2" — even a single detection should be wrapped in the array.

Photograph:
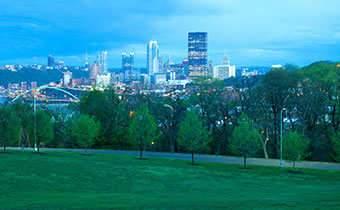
[
  {"x1": 21, "y1": 82, "x2": 27, "y2": 93},
  {"x1": 213, "y1": 54, "x2": 236, "y2": 80},
  {"x1": 62, "y1": 71, "x2": 73, "y2": 86},
  {"x1": 90, "y1": 61, "x2": 101, "y2": 79},
  {"x1": 96, "y1": 73, "x2": 111, "y2": 87},
  {"x1": 208, "y1": 60, "x2": 214, "y2": 77},
  {"x1": 188, "y1": 32, "x2": 208, "y2": 77},
  {"x1": 31, "y1": 82, "x2": 37, "y2": 89},
  {"x1": 47, "y1": 55, "x2": 55, "y2": 67},
  {"x1": 147, "y1": 41, "x2": 160, "y2": 75},
  {"x1": 122, "y1": 53, "x2": 134, "y2": 71},
  {"x1": 99, "y1": 51, "x2": 108, "y2": 74}
]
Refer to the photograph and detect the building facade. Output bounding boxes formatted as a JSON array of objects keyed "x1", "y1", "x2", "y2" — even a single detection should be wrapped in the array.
[
  {"x1": 99, "y1": 51, "x2": 108, "y2": 74},
  {"x1": 147, "y1": 41, "x2": 160, "y2": 75},
  {"x1": 213, "y1": 54, "x2": 236, "y2": 80},
  {"x1": 188, "y1": 32, "x2": 208, "y2": 77},
  {"x1": 122, "y1": 53, "x2": 134, "y2": 71},
  {"x1": 90, "y1": 62, "x2": 101, "y2": 79}
]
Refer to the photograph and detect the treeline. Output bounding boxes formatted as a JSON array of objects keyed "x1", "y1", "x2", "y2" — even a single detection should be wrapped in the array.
[
  {"x1": 1, "y1": 61, "x2": 340, "y2": 165},
  {"x1": 0, "y1": 68, "x2": 89, "y2": 87}
]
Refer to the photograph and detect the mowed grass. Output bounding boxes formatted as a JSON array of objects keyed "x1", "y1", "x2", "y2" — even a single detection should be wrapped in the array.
[{"x1": 0, "y1": 151, "x2": 340, "y2": 209}]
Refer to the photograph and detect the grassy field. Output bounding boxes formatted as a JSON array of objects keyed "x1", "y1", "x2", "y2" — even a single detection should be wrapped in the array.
[{"x1": 0, "y1": 151, "x2": 340, "y2": 209}]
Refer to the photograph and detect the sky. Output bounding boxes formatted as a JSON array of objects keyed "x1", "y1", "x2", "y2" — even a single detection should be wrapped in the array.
[{"x1": 1, "y1": 0, "x2": 340, "y2": 68}]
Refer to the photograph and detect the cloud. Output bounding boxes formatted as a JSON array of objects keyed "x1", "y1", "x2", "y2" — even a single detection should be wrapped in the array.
[{"x1": 1, "y1": 0, "x2": 340, "y2": 67}]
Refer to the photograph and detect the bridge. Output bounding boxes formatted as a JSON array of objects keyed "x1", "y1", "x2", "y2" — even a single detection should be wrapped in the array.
[{"x1": 10, "y1": 86, "x2": 80, "y2": 105}]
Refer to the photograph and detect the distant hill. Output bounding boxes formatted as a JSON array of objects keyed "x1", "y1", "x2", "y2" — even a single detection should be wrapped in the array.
[{"x1": 0, "y1": 68, "x2": 89, "y2": 88}]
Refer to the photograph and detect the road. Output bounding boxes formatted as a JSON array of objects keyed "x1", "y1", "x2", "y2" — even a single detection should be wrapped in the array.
[{"x1": 6, "y1": 147, "x2": 340, "y2": 171}]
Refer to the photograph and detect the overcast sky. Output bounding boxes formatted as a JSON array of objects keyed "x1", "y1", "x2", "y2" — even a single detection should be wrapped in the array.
[{"x1": 1, "y1": 0, "x2": 340, "y2": 67}]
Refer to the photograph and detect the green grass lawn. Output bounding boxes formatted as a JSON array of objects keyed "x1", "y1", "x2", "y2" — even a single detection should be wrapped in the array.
[{"x1": 1, "y1": 151, "x2": 340, "y2": 209}]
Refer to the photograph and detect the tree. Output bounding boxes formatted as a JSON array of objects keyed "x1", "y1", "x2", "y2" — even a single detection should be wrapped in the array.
[
  {"x1": 177, "y1": 110, "x2": 211, "y2": 165},
  {"x1": 128, "y1": 106, "x2": 159, "y2": 159},
  {"x1": 283, "y1": 131, "x2": 309, "y2": 172},
  {"x1": 254, "y1": 68, "x2": 294, "y2": 158},
  {"x1": 188, "y1": 77, "x2": 234, "y2": 155},
  {"x1": 331, "y1": 133, "x2": 340, "y2": 163},
  {"x1": 34, "y1": 110, "x2": 54, "y2": 153},
  {"x1": 0, "y1": 105, "x2": 21, "y2": 153},
  {"x1": 153, "y1": 92, "x2": 188, "y2": 153},
  {"x1": 72, "y1": 114, "x2": 101, "y2": 152},
  {"x1": 13, "y1": 103, "x2": 33, "y2": 147},
  {"x1": 230, "y1": 113, "x2": 259, "y2": 169}
]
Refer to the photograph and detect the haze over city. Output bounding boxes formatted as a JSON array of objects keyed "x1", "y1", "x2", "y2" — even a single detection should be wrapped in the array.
[{"x1": 1, "y1": 0, "x2": 340, "y2": 67}]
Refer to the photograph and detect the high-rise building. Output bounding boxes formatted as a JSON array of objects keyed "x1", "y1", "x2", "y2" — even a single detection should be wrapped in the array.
[
  {"x1": 99, "y1": 51, "x2": 108, "y2": 74},
  {"x1": 21, "y1": 82, "x2": 27, "y2": 93},
  {"x1": 208, "y1": 60, "x2": 214, "y2": 77},
  {"x1": 31, "y1": 82, "x2": 37, "y2": 89},
  {"x1": 159, "y1": 56, "x2": 164, "y2": 72},
  {"x1": 90, "y1": 61, "x2": 101, "y2": 79},
  {"x1": 188, "y1": 32, "x2": 208, "y2": 77},
  {"x1": 213, "y1": 54, "x2": 235, "y2": 80},
  {"x1": 47, "y1": 55, "x2": 55, "y2": 67},
  {"x1": 122, "y1": 53, "x2": 134, "y2": 71},
  {"x1": 62, "y1": 71, "x2": 73, "y2": 86},
  {"x1": 147, "y1": 41, "x2": 160, "y2": 75}
]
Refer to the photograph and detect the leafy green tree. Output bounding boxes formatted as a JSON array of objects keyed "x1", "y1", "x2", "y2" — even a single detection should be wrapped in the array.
[
  {"x1": 52, "y1": 114, "x2": 73, "y2": 148},
  {"x1": 331, "y1": 133, "x2": 340, "y2": 163},
  {"x1": 153, "y1": 92, "x2": 188, "y2": 153},
  {"x1": 128, "y1": 106, "x2": 159, "y2": 159},
  {"x1": 230, "y1": 113, "x2": 259, "y2": 169},
  {"x1": 283, "y1": 131, "x2": 310, "y2": 172},
  {"x1": 177, "y1": 110, "x2": 211, "y2": 165},
  {"x1": 12, "y1": 103, "x2": 33, "y2": 147},
  {"x1": 254, "y1": 68, "x2": 294, "y2": 158},
  {"x1": 0, "y1": 105, "x2": 21, "y2": 152},
  {"x1": 188, "y1": 77, "x2": 234, "y2": 155},
  {"x1": 34, "y1": 110, "x2": 54, "y2": 153},
  {"x1": 72, "y1": 114, "x2": 101, "y2": 152},
  {"x1": 80, "y1": 87, "x2": 131, "y2": 148}
]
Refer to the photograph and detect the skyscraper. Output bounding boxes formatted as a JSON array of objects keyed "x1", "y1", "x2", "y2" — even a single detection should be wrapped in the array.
[
  {"x1": 122, "y1": 53, "x2": 134, "y2": 71},
  {"x1": 90, "y1": 61, "x2": 101, "y2": 79},
  {"x1": 188, "y1": 32, "x2": 208, "y2": 77},
  {"x1": 47, "y1": 55, "x2": 55, "y2": 67},
  {"x1": 213, "y1": 54, "x2": 235, "y2": 80},
  {"x1": 99, "y1": 51, "x2": 108, "y2": 74},
  {"x1": 147, "y1": 41, "x2": 160, "y2": 75},
  {"x1": 123, "y1": 53, "x2": 135, "y2": 82}
]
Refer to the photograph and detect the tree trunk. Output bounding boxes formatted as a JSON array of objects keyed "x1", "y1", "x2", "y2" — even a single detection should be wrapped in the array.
[
  {"x1": 140, "y1": 149, "x2": 143, "y2": 159},
  {"x1": 262, "y1": 143, "x2": 269, "y2": 159},
  {"x1": 169, "y1": 135, "x2": 175, "y2": 153},
  {"x1": 37, "y1": 142, "x2": 40, "y2": 153},
  {"x1": 192, "y1": 152, "x2": 194, "y2": 165},
  {"x1": 243, "y1": 156, "x2": 247, "y2": 169},
  {"x1": 4, "y1": 142, "x2": 6, "y2": 153},
  {"x1": 293, "y1": 161, "x2": 296, "y2": 173}
]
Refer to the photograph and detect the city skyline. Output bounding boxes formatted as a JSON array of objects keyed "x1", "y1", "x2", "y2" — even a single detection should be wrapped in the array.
[{"x1": 1, "y1": 0, "x2": 340, "y2": 67}]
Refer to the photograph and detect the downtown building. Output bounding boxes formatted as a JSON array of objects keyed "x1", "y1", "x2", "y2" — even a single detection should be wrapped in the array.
[
  {"x1": 188, "y1": 32, "x2": 208, "y2": 77},
  {"x1": 99, "y1": 51, "x2": 108, "y2": 74},
  {"x1": 147, "y1": 41, "x2": 160, "y2": 75},
  {"x1": 122, "y1": 53, "x2": 140, "y2": 82},
  {"x1": 213, "y1": 54, "x2": 236, "y2": 80}
]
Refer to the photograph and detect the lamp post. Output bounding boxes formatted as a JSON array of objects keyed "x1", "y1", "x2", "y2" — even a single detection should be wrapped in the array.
[
  {"x1": 34, "y1": 92, "x2": 37, "y2": 151},
  {"x1": 280, "y1": 108, "x2": 286, "y2": 168}
]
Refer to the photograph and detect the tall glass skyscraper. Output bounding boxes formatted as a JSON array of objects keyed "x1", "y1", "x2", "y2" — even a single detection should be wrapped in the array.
[
  {"x1": 99, "y1": 51, "x2": 108, "y2": 74},
  {"x1": 147, "y1": 41, "x2": 160, "y2": 75},
  {"x1": 122, "y1": 53, "x2": 134, "y2": 71},
  {"x1": 188, "y1": 32, "x2": 208, "y2": 77}
]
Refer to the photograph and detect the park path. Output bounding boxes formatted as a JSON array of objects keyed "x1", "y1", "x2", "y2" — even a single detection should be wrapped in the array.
[{"x1": 6, "y1": 147, "x2": 340, "y2": 171}]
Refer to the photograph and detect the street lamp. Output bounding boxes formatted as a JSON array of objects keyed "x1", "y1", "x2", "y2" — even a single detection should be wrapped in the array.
[{"x1": 280, "y1": 108, "x2": 286, "y2": 168}]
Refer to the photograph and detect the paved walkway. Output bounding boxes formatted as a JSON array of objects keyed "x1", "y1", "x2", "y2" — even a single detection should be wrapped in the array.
[{"x1": 6, "y1": 147, "x2": 340, "y2": 171}]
